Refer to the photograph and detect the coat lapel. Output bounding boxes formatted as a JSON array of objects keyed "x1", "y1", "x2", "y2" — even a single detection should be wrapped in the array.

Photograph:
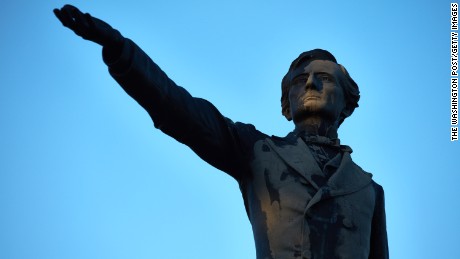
[
  {"x1": 266, "y1": 133, "x2": 325, "y2": 190},
  {"x1": 266, "y1": 133, "x2": 374, "y2": 210},
  {"x1": 306, "y1": 152, "x2": 373, "y2": 211},
  {"x1": 327, "y1": 152, "x2": 373, "y2": 196}
]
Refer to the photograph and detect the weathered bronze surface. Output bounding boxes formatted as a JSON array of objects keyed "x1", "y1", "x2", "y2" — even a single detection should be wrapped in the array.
[{"x1": 54, "y1": 5, "x2": 389, "y2": 258}]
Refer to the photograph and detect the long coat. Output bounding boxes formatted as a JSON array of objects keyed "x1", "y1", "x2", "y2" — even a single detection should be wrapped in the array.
[{"x1": 102, "y1": 38, "x2": 389, "y2": 259}]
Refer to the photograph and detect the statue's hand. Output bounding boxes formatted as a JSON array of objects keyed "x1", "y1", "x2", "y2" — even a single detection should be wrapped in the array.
[{"x1": 53, "y1": 4, "x2": 123, "y2": 48}]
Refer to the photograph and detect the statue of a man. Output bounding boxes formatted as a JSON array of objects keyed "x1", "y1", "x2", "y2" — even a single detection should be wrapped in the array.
[{"x1": 54, "y1": 5, "x2": 389, "y2": 259}]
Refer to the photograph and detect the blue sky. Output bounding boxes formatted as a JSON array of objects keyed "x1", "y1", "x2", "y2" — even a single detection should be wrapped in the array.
[{"x1": 0, "y1": 0, "x2": 457, "y2": 258}]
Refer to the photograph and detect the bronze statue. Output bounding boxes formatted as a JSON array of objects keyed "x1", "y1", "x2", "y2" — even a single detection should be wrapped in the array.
[{"x1": 54, "y1": 5, "x2": 389, "y2": 259}]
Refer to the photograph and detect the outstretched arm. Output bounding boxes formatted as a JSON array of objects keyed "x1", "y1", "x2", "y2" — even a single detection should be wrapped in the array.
[{"x1": 53, "y1": 5, "x2": 261, "y2": 179}]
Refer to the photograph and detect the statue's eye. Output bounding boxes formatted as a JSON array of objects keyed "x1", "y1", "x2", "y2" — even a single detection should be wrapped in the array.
[
  {"x1": 292, "y1": 74, "x2": 308, "y2": 85},
  {"x1": 318, "y1": 74, "x2": 332, "y2": 82}
]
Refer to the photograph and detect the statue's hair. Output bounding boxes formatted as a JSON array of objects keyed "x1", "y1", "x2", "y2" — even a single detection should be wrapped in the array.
[{"x1": 281, "y1": 50, "x2": 360, "y2": 126}]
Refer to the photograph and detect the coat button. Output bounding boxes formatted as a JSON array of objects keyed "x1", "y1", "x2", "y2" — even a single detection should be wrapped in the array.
[
  {"x1": 342, "y1": 217, "x2": 354, "y2": 228},
  {"x1": 302, "y1": 250, "x2": 311, "y2": 258}
]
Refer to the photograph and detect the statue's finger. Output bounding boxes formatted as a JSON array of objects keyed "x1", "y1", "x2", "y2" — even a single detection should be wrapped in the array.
[
  {"x1": 53, "y1": 9, "x2": 66, "y2": 26},
  {"x1": 62, "y1": 4, "x2": 81, "y2": 14},
  {"x1": 73, "y1": 9, "x2": 90, "y2": 33},
  {"x1": 59, "y1": 6, "x2": 77, "y2": 31}
]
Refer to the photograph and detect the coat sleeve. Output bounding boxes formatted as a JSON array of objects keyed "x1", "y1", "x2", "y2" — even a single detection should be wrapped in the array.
[
  {"x1": 368, "y1": 183, "x2": 389, "y2": 259},
  {"x1": 101, "y1": 38, "x2": 263, "y2": 179}
]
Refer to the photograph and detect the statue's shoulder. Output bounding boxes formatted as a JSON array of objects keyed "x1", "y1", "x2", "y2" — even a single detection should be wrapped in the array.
[{"x1": 230, "y1": 121, "x2": 271, "y2": 147}]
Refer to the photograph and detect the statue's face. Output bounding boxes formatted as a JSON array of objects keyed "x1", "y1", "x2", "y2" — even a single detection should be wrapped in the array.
[{"x1": 288, "y1": 60, "x2": 346, "y2": 124}]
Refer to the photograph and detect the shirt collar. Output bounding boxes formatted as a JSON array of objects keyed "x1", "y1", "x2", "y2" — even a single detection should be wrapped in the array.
[{"x1": 293, "y1": 131, "x2": 353, "y2": 153}]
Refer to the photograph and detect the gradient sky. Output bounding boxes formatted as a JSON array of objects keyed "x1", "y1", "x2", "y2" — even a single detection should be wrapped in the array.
[{"x1": 1, "y1": 0, "x2": 458, "y2": 258}]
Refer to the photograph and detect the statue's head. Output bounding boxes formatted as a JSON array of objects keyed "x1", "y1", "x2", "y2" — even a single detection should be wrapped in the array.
[{"x1": 281, "y1": 49, "x2": 360, "y2": 127}]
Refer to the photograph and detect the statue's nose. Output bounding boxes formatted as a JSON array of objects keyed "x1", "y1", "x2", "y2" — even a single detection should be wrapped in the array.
[{"x1": 305, "y1": 74, "x2": 320, "y2": 90}]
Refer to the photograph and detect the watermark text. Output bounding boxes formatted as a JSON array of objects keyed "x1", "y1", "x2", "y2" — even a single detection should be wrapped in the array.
[{"x1": 451, "y1": 3, "x2": 459, "y2": 141}]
